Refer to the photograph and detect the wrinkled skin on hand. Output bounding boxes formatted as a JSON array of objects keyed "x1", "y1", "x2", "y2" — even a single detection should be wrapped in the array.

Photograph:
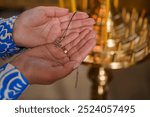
[
  {"x1": 12, "y1": 29, "x2": 96, "y2": 85},
  {"x1": 13, "y1": 6, "x2": 95, "y2": 47}
]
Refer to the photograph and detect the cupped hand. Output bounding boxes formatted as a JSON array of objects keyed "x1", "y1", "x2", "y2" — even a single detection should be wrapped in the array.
[
  {"x1": 11, "y1": 29, "x2": 96, "y2": 85},
  {"x1": 13, "y1": 6, "x2": 95, "y2": 47}
]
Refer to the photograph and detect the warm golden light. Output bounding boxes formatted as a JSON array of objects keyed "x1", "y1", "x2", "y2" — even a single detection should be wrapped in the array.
[
  {"x1": 59, "y1": 0, "x2": 65, "y2": 8},
  {"x1": 114, "y1": 0, "x2": 119, "y2": 9},
  {"x1": 98, "y1": 86, "x2": 104, "y2": 95},
  {"x1": 104, "y1": 0, "x2": 110, "y2": 43},
  {"x1": 70, "y1": 0, "x2": 77, "y2": 12},
  {"x1": 82, "y1": 0, "x2": 88, "y2": 11}
]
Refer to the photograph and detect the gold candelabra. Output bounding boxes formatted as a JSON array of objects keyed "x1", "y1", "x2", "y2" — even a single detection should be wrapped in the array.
[{"x1": 83, "y1": 0, "x2": 150, "y2": 99}]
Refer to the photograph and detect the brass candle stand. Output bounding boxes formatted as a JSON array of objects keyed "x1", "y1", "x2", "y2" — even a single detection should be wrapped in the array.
[{"x1": 84, "y1": 0, "x2": 150, "y2": 99}]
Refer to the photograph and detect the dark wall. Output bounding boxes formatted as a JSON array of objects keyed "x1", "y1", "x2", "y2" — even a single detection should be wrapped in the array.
[{"x1": 107, "y1": 55, "x2": 150, "y2": 100}]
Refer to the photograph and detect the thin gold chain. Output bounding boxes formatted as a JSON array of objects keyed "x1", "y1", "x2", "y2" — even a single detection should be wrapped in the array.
[{"x1": 54, "y1": 12, "x2": 77, "y2": 48}]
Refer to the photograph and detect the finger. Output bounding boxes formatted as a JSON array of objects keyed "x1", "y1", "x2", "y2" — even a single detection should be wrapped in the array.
[
  {"x1": 65, "y1": 29, "x2": 90, "y2": 51},
  {"x1": 61, "y1": 32, "x2": 79, "y2": 47},
  {"x1": 61, "y1": 26, "x2": 93, "y2": 36},
  {"x1": 70, "y1": 38, "x2": 96, "y2": 69},
  {"x1": 41, "y1": 6, "x2": 69, "y2": 17},
  {"x1": 59, "y1": 12, "x2": 89, "y2": 22},
  {"x1": 68, "y1": 30, "x2": 96, "y2": 56},
  {"x1": 61, "y1": 18, "x2": 95, "y2": 30}
]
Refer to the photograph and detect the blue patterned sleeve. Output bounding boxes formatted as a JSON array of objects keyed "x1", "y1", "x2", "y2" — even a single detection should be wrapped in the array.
[
  {"x1": 0, "y1": 16, "x2": 22, "y2": 58},
  {"x1": 0, "y1": 63, "x2": 29, "y2": 100}
]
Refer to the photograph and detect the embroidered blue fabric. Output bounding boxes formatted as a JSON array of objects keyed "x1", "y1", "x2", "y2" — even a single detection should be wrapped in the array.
[
  {"x1": 0, "y1": 16, "x2": 21, "y2": 58},
  {"x1": 0, "y1": 16, "x2": 28, "y2": 100},
  {"x1": 0, "y1": 63, "x2": 29, "y2": 100}
]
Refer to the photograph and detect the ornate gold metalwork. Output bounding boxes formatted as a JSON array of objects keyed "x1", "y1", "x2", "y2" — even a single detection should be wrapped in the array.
[
  {"x1": 85, "y1": 0, "x2": 150, "y2": 69},
  {"x1": 84, "y1": 0, "x2": 150, "y2": 98}
]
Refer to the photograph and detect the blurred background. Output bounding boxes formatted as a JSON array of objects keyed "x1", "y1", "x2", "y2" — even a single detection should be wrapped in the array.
[{"x1": 1, "y1": 0, "x2": 150, "y2": 100}]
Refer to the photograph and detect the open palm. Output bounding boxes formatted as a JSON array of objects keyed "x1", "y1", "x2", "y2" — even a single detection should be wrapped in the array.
[
  {"x1": 12, "y1": 29, "x2": 96, "y2": 85},
  {"x1": 13, "y1": 6, "x2": 95, "y2": 47}
]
